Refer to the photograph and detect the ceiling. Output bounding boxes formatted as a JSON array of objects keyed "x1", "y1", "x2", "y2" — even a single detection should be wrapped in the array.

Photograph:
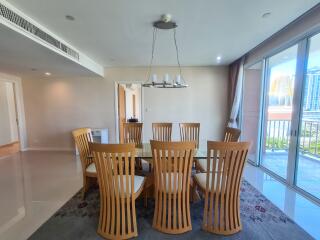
[
  {"x1": 4, "y1": 0, "x2": 320, "y2": 67},
  {"x1": 0, "y1": 24, "x2": 99, "y2": 78}
]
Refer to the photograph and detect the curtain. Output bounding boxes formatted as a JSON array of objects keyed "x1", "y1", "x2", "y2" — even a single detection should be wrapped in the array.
[{"x1": 228, "y1": 57, "x2": 245, "y2": 128}]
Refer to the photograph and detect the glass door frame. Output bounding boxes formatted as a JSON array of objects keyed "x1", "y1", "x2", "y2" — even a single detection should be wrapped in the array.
[
  {"x1": 293, "y1": 36, "x2": 320, "y2": 203},
  {"x1": 243, "y1": 30, "x2": 320, "y2": 205},
  {"x1": 258, "y1": 40, "x2": 307, "y2": 184}
]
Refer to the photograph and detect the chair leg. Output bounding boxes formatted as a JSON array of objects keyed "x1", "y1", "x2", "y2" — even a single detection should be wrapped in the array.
[
  {"x1": 82, "y1": 176, "x2": 88, "y2": 200},
  {"x1": 144, "y1": 190, "x2": 148, "y2": 208}
]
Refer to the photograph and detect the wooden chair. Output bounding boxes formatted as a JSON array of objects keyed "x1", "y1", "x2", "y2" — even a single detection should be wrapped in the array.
[
  {"x1": 224, "y1": 127, "x2": 241, "y2": 142},
  {"x1": 72, "y1": 128, "x2": 96, "y2": 199},
  {"x1": 152, "y1": 123, "x2": 172, "y2": 141},
  {"x1": 196, "y1": 127, "x2": 241, "y2": 172},
  {"x1": 193, "y1": 141, "x2": 250, "y2": 235},
  {"x1": 123, "y1": 123, "x2": 143, "y2": 147},
  {"x1": 123, "y1": 122, "x2": 144, "y2": 171},
  {"x1": 90, "y1": 143, "x2": 145, "y2": 240},
  {"x1": 151, "y1": 140, "x2": 196, "y2": 234},
  {"x1": 179, "y1": 123, "x2": 200, "y2": 149}
]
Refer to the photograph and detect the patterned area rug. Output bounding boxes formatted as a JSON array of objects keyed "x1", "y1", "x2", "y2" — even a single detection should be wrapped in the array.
[{"x1": 28, "y1": 180, "x2": 313, "y2": 240}]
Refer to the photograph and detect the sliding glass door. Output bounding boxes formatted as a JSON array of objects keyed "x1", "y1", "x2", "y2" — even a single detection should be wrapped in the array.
[
  {"x1": 296, "y1": 33, "x2": 320, "y2": 199},
  {"x1": 261, "y1": 45, "x2": 299, "y2": 179},
  {"x1": 243, "y1": 31, "x2": 320, "y2": 202}
]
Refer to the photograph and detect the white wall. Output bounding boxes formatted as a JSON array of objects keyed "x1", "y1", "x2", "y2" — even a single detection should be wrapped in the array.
[
  {"x1": 22, "y1": 66, "x2": 228, "y2": 150},
  {"x1": 22, "y1": 77, "x2": 115, "y2": 150}
]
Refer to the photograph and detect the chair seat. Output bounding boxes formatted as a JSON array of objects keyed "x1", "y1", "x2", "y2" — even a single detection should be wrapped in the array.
[
  {"x1": 156, "y1": 173, "x2": 184, "y2": 193},
  {"x1": 197, "y1": 159, "x2": 211, "y2": 172},
  {"x1": 86, "y1": 162, "x2": 96, "y2": 174},
  {"x1": 194, "y1": 172, "x2": 224, "y2": 192},
  {"x1": 114, "y1": 175, "x2": 145, "y2": 195}
]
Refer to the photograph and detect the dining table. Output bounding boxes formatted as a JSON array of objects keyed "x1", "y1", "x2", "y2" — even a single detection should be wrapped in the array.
[{"x1": 135, "y1": 142, "x2": 207, "y2": 160}]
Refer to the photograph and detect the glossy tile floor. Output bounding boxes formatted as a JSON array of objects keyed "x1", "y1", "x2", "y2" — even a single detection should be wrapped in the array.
[
  {"x1": 261, "y1": 152, "x2": 320, "y2": 199},
  {"x1": 244, "y1": 164, "x2": 320, "y2": 240},
  {"x1": 0, "y1": 151, "x2": 82, "y2": 240},
  {"x1": 0, "y1": 151, "x2": 319, "y2": 240}
]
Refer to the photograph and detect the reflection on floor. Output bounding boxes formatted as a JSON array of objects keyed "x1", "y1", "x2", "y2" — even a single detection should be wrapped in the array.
[
  {"x1": 0, "y1": 151, "x2": 82, "y2": 240},
  {"x1": 262, "y1": 152, "x2": 320, "y2": 199},
  {"x1": 0, "y1": 151, "x2": 319, "y2": 240},
  {"x1": 244, "y1": 164, "x2": 320, "y2": 240}
]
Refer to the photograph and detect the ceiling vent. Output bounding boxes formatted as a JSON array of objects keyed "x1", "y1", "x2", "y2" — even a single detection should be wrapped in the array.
[{"x1": 0, "y1": 3, "x2": 79, "y2": 61}]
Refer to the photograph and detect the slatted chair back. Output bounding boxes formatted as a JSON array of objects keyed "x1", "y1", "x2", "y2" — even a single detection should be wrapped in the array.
[
  {"x1": 202, "y1": 141, "x2": 250, "y2": 235},
  {"x1": 179, "y1": 123, "x2": 200, "y2": 148},
  {"x1": 123, "y1": 123, "x2": 143, "y2": 147},
  {"x1": 152, "y1": 123, "x2": 172, "y2": 141},
  {"x1": 90, "y1": 143, "x2": 141, "y2": 239},
  {"x1": 151, "y1": 140, "x2": 196, "y2": 234},
  {"x1": 72, "y1": 128, "x2": 93, "y2": 172},
  {"x1": 224, "y1": 127, "x2": 241, "y2": 142}
]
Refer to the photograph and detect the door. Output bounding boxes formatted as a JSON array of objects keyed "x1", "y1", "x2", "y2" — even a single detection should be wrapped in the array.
[
  {"x1": 260, "y1": 44, "x2": 299, "y2": 179},
  {"x1": 118, "y1": 85, "x2": 126, "y2": 143},
  {"x1": 0, "y1": 81, "x2": 20, "y2": 157},
  {"x1": 296, "y1": 33, "x2": 320, "y2": 200}
]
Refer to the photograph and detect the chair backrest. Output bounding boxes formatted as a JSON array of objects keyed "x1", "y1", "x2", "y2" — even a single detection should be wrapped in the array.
[
  {"x1": 150, "y1": 140, "x2": 196, "y2": 234},
  {"x1": 179, "y1": 123, "x2": 200, "y2": 148},
  {"x1": 203, "y1": 141, "x2": 250, "y2": 235},
  {"x1": 224, "y1": 127, "x2": 241, "y2": 142},
  {"x1": 152, "y1": 123, "x2": 172, "y2": 141},
  {"x1": 72, "y1": 128, "x2": 93, "y2": 172},
  {"x1": 123, "y1": 123, "x2": 143, "y2": 147},
  {"x1": 90, "y1": 143, "x2": 138, "y2": 239}
]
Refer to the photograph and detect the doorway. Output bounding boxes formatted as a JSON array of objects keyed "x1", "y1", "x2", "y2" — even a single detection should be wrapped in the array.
[
  {"x1": 117, "y1": 83, "x2": 142, "y2": 143},
  {"x1": 0, "y1": 81, "x2": 20, "y2": 157}
]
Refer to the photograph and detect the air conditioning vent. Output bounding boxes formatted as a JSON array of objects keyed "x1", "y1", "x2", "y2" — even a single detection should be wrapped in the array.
[{"x1": 0, "y1": 3, "x2": 79, "y2": 60}]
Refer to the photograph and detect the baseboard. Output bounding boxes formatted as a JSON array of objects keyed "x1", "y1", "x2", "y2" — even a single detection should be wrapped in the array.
[{"x1": 24, "y1": 147, "x2": 74, "y2": 152}]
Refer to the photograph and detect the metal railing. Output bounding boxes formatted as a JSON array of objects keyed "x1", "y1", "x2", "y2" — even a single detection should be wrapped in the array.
[{"x1": 266, "y1": 119, "x2": 320, "y2": 157}]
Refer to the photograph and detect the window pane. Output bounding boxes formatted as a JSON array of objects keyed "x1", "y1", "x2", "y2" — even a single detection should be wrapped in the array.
[
  {"x1": 296, "y1": 33, "x2": 320, "y2": 199},
  {"x1": 261, "y1": 45, "x2": 298, "y2": 179}
]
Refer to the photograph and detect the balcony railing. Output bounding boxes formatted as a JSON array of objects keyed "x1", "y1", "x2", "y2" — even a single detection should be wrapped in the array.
[{"x1": 266, "y1": 119, "x2": 320, "y2": 157}]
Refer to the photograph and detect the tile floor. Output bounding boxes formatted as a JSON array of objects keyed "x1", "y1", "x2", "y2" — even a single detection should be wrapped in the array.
[
  {"x1": 0, "y1": 151, "x2": 319, "y2": 240},
  {"x1": 0, "y1": 151, "x2": 82, "y2": 240},
  {"x1": 244, "y1": 164, "x2": 320, "y2": 239},
  {"x1": 262, "y1": 152, "x2": 320, "y2": 199}
]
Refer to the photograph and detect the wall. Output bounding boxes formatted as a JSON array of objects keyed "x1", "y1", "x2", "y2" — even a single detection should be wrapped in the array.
[
  {"x1": 22, "y1": 66, "x2": 228, "y2": 150},
  {"x1": 22, "y1": 77, "x2": 115, "y2": 150},
  {"x1": 242, "y1": 67, "x2": 262, "y2": 161},
  {"x1": 104, "y1": 66, "x2": 229, "y2": 143}
]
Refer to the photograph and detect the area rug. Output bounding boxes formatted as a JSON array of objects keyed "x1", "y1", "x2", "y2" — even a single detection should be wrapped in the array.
[{"x1": 28, "y1": 180, "x2": 313, "y2": 240}]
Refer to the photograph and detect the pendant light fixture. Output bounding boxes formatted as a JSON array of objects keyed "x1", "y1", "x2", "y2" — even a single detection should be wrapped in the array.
[{"x1": 142, "y1": 14, "x2": 188, "y2": 88}]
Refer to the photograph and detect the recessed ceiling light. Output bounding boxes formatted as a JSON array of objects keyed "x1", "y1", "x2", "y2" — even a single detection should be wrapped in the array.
[
  {"x1": 45, "y1": 72, "x2": 51, "y2": 76},
  {"x1": 262, "y1": 12, "x2": 271, "y2": 18},
  {"x1": 217, "y1": 56, "x2": 222, "y2": 62},
  {"x1": 65, "y1": 15, "x2": 75, "y2": 21}
]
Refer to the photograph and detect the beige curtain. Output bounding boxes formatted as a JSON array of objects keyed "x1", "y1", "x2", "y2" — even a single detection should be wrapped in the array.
[{"x1": 228, "y1": 57, "x2": 245, "y2": 128}]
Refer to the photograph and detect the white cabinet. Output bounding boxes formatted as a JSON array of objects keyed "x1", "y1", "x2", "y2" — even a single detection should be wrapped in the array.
[
  {"x1": 91, "y1": 128, "x2": 108, "y2": 144},
  {"x1": 75, "y1": 128, "x2": 108, "y2": 155}
]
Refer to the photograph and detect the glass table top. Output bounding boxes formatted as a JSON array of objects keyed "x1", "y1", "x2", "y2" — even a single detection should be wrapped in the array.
[{"x1": 135, "y1": 143, "x2": 207, "y2": 159}]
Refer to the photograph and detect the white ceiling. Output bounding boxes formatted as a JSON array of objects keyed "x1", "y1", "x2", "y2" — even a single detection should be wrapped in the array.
[
  {"x1": 4, "y1": 0, "x2": 320, "y2": 67},
  {"x1": 0, "y1": 24, "x2": 99, "y2": 78}
]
